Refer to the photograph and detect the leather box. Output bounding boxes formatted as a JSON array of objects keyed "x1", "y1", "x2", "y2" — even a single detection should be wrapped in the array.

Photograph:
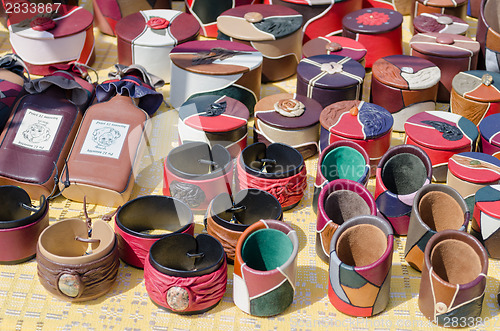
[
  {"x1": 468, "y1": 0, "x2": 482, "y2": 18},
  {"x1": 319, "y1": 100, "x2": 393, "y2": 172},
  {"x1": 476, "y1": 0, "x2": 500, "y2": 73},
  {"x1": 302, "y1": 36, "x2": 367, "y2": 67},
  {"x1": 169, "y1": 40, "x2": 263, "y2": 114},
  {"x1": 185, "y1": 0, "x2": 259, "y2": 38},
  {"x1": 178, "y1": 95, "x2": 249, "y2": 159},
  {"x1": 413, "y1": 13, "x2": 468, "y2": 35},
  {"x1": 450, "y1": 71, "x2": 500, "y2": 126},
  {"x1": 363, "y1": 0, "x2": 412, "y2": 15},
  {"x1": 405, "y1": 111, "x2": 479, "y2": 182},
  {"x1": 409, "y1": 33, "x2": 480, "y2": 102},
  {"x1": 254, "y1": 93, "x2": 322, "y2": 159},
  {"x1": 371, "y1": 55, "x2": 440, "y2": 132},
  {"x1": 7, "y1": 5, "x2": 94, "y2": 76},
  {"x1": 479, "y1": 113, "x2": 500, "y2": 159},
  {"x1": 217, "y1": 4, "x2": 302, "y2": 82},
  {"x1": 342, "y1": 8, "x2": 403, "y2": 68},
  {"x1": 115, "y1": 9, "x2": 200, "y2": 83},
  {"x1": 92, "y1": 0, "x2": 171, "y2": 36},
  {"x1": 472, "y1": 185, "x2": 500, "y2": 258},
  {"x1": 411, "y1": 0, "x2": 467, "y2": 23},
  {"x1": 296, "y1": 54, "x2": 365, "y2": 109},
  {"x1": 262, "y1": 0, "x2": 362, "y2": 43}
]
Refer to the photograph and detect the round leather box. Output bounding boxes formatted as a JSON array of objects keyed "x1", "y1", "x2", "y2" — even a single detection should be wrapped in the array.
[
  {"x1": 302, "y1": 36, "x2": 367, "y2": 67},
  {"x1": 185, "y1": 0, "x2": 258, "y2": 38},
  {"x1": 217, "y1": 4, "x2": 302, "y2": 82},
  {"x1": 413, "y1": 13, "x2": 468, "y2": 35},
  {"x1": 450, "y1": 71, "x2": 500, "y2": 126},
  {"x1": 7, "y1": 5, "x2": 94, "y2": 76},
  {"x1": 262, "y1": 0, "x2": 363, "y2": 43},
  {"x1": 342, "y1": 8, "x2": 403, "y2": 68},
  {"x1": 178, "y1": 95, "x2": 249, "y2": 158},
  {"x1": 254, "y1": 93, "x2": 322, "y2": 159},
  {"x1": 447, "y1": 152, "x2": 500, "y2": 212},
  {"x1": 409, "y1": 33, "x2": 480, "y2": 102},
  {"x1": 320, "y1": 100, "x2": 393, "y2": 172},
  {"x1": 479, "y1": 113, "x2": 500, "y2": 159},
  {"x1": 476, "y1": 0, "x2": 500, "y2": 73},
  {"x1": 115, "y1": 9, "x2": 200, "y2": 83},
  {"x1": 371, "y1": 55, "x2": 440, "y2": 132},
  {"x1": 471, "y1": 185, "x2": 500, "y2": 258},
  {"x1": 405, "y1": 111, "x2": 479, "y2": 182},
  {"x1": 411, "y1": 0, "x2": 468, "y2": 22},
  {"x1": 169, "y1": 40, "x2": 263, "y2": 114},
  {"x1": 296, "y1": 54, "x2": 365, "y2": 109}
]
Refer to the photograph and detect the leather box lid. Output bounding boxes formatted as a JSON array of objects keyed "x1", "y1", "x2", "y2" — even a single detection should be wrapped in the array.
[
  {"x1": 115, "y1": 10, "x2": 199, "y2": 47},
  {"x1": 405, "y1": 111, "x2": 478, "y2": 151},
  {"x1": 8, "y1": 6, "x2": 93, "y2": 39},
  {"x1": 170, "y1": 40, "x2": 262, "y2": 75},
  {"x1": 410, "y1": 33, "x2": 479, "y2": 58},
  {"x1": 413, "y1": 13, "x2": 468, "y2": 35},
  {"x1": 320, "y1": 100, "x2": 393, "y2": 139},
  {"x1": 416, "y1": 0, "x2": 467, "y2": 7},
  {"x1": 296, "y1": 54, "x2": 365, "y2": 90},
  {"x1": 479, "y1": 113, "x2": 500, "y2": 147},
  {"x1": 452, "y1": 71, "x2": 500, "y2": 102},
  {"x1": 372, "y1": 55, "x2": 440, "y2": 90},
  {"x1": 254, "y1": 93, "x2": 322, "y2": 129},
  {"x1": 342, "y1": 8, "x2": 403, "y2": 35},
  {"x1": 448, "y1": 152, "x2": 500, "y2": 183},
  {"x1": 302, "y1": 36, "x2": 367, "y2": 61},
  {"x1": 217, "y1": 4, "x2": 302, "y2": 41},
  {"x1": 179, "y1": 95, "x2": 249, "y2": 132},
  {"x1": 475, "y1": 185, "x2": 500, "y2": 218},
  {"x1": 277, "y1": 0, "x2": 348, "y2": 5}
]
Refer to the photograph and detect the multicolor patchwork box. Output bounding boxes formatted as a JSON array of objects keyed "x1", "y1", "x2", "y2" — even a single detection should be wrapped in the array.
[
  {"x1": 479, "y1": 113, "x2": 500, "y2": 160},
  {"x1": 413, "y1": 13, "x2": 469, "y2": 35},
  {"x1": 302, "y1": 36, "x2": 367, "y2": 67}
]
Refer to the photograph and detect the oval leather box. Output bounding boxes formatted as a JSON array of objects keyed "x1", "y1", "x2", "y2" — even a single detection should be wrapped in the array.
[
  {"x1": 319, "y1": 100, "x2": 393, "y2": 172},
  {"x1": 477, "y1": 0, "x2": 500, "y2": 73},
  {"x1": 411, "y1": 0, "x2": 467, "y2": 21},
  {"x1": 254, "y1": 93, "x2": 322, "y2": 159},
  {"x1": 302, "y1": 36, "x2": 367, "y2": 67},
  {"x1": 217, "y1": 4, "x2": 302, "y2": 82},
  {"x1": 450, "y1": 70, "x2": 500, "y2": 126},
  {"x1": 116, "y1": 9, "x2": 200, "y2": 83},
  {"x1": 371, "y1": 55, "x2": 440, "y2": 132},
  {"x1": 472, "y1": 185, "x2": 500, "y2": 258},
  {"x1": 413, "y1": 13, "x2": 468, "y2": 35},
  {"x1": 342, "y1": 8, "x2": 403, "y2": 68},
  {"x1": 405, "y1": 111, "x2": 478, "y2": 182},
  {"x1": 262, "y1": 0, "x2": 363, "y2": 43},
  {"x1": 409, "y1": 33, "x2": 480, "y2": 102},
  {"x1": 178, "y1": 95, "x2": 249, "y2": 158},
  {"x1": 7, "y1": 5, "x2": 94, "y2": 76},
  {"x1": 479, "y1": 113, "x2": 500, "y2": 159},
  {"x1": 296, "y1": 54, "x2": 365, "y2": 109},
  {"x1": 169, "y1": 40, "x2": 263, "y2": 114},
  {"x1": 185, "y1": 0, "x2": 258, "y2": 38}
]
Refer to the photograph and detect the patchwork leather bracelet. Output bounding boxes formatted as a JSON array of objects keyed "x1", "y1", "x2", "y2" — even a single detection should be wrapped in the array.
[
  {"x1": 144, "y1": 233, "x2": 227, "y2": 315},
  {"x1": 115, "y1": 195, "x2": 194, "y2": 268},
  {"x1": 236, "y1": 142, "x2": 307, "y2": 210},
  {"x1": 0, "y1": 186, "x2": 49, "y2": 264}
]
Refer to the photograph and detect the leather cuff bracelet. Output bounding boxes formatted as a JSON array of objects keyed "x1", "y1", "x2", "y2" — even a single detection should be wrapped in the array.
[
  {"x1": 405, "y1": 184, "x2": 469, "y2": 272},
  {"x1": 0, "y1": 185, "x2": 49, "y2": 264},
  {"x1": 234, "y1": 219, "x2": 298, "y2": 317},
  {"x1": 418, "y1": 230, "x2": 488, "y2": 325},
  {"x1": 236, "y1": 142, "x2": 307, "y2": 210},
  {"x1": 115, "y1": 195, "x2": 194, "y2": 268},
  {"x1": 375, "y1": 144, "x2": 433, "y2": 235},
  {"x1": 36, "y1": 218, "x2": 119, "y2": 302},
  {"x1": 204, "y1": 188, "x2": 283, "y2": 263},
  {"x1": 163, "y1": 142, "x2": 233, "y2": 212},
  {"x1": 316, "y1": 179, "x2": 376, "y2": 264},
  {"x1": 144, "y1": 233, "x2": 227, "y2": 315}
]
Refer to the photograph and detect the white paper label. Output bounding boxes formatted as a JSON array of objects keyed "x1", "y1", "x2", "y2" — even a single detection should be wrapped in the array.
[
  {"x1": 80, "y1": 120, "x2": 129, "y2": 159},
  {"x1": 13, "y1": 109, "x2": 62, "y2": 151}
]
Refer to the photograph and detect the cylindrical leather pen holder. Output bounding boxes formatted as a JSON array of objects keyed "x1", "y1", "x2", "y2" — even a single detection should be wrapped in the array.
[
  {"x1": 328, "y1": 215, "x2": 394, "y2": 317},
  {"x1": 404, "y1": 184, "x2": 469, "y2": 272},
  {"x1": 418, "y1": 230, "x2": 488, "y2": 325}
]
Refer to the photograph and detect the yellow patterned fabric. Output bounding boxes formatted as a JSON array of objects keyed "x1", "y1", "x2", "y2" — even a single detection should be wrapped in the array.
[{"x1": 0, "y1": 1, "x2": 496, "y2": 330}]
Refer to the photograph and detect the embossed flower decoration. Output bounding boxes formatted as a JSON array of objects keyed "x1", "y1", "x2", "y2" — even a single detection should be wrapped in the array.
[
  {"x1": 147, "y1": 17, "x2": 169, "y2": 30},
  {"x1": 356, "y1": 12, "x2": 389, "y2": 26},
  {"x1": 274, "y1": 99, "x2": 305, "y2": 117},
  {"x1": 30, "y1": 16, "x2": 56, "y2": 31}
]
